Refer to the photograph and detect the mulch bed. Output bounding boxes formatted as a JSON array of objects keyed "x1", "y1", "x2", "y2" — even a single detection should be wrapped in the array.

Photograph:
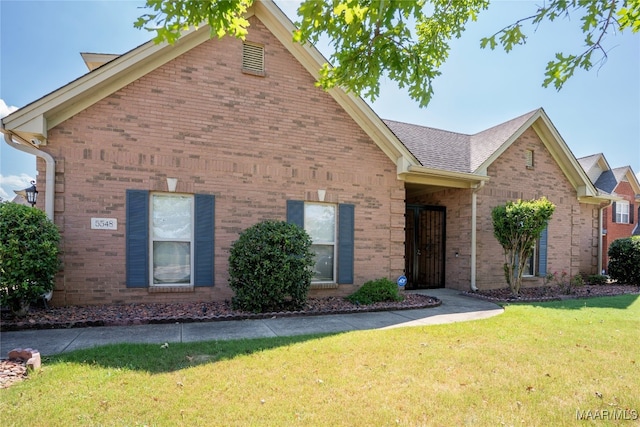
[
  {"x1": 463, "y1": 284, "x2": 640, "y2": 303},
  {"x1": 0, "y1": 293, "x2": 440, "y2": 332}
]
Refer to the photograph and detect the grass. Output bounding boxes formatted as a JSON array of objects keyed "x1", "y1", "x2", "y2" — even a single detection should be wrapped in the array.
[{"x1": 1, "y1": 295, "x2": 639, "y2": 426}]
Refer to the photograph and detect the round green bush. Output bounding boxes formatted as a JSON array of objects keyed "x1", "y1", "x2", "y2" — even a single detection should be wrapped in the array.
[
  {"x1": 607, "y1": 236, "x2": 640, "y2": 286},
  {"x1": 228, "y1": 220, "x2": 314, "y2": 313},
  {"x1": 0, "y1": 203, "x2": 60, "y2": 316},
  {"x1": 346, "y1": 278, "x2": 403, "y2": 305}
]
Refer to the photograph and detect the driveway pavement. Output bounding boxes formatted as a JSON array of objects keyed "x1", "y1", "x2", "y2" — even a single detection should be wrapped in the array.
[{"x1": 0, "y1": 289, "x2": 503, "y2": 356}]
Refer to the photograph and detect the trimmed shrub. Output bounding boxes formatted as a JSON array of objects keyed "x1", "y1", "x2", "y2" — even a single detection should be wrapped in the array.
[
  {"x1": 607, "y1": 236, "x2": 640, "y2": 286},
  {"x1": 347, "y1": 278, "x2": 403, "y2": 305},
  {"x1": 0, "y1": 203, "x2": 60, "y2": 316},
  {"x1": 228, "y1": 220, "x2": 314, "y2": 313},
  {"x1": 586, "y1": 274, "x2": 608, "y2": 285}
]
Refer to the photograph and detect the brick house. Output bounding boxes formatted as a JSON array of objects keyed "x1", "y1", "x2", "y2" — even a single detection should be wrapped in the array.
[
  {"x1": 578, "y1": 154, "x2": 640, "y2": 272},
  {"x1": 385, "y1": 110, "x2": 611, "y2": 290},
  {"x1": 1, "y1": 1, "x2": 610, "y2": 306}
]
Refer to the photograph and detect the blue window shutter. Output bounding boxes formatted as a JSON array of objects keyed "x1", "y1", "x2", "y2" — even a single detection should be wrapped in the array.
[
  {"x1": 630, "y1": 204, "x2": 635, "y2": 224},
  {"x1": 337, "y1": 203, "x2": 355, "y2": 284},
  {"x1": 611, "y1": 202, "x2": 617, "y2": 223},
  {"x1": 194, "y1": 194, "x2": 215, "y2": 287},
  {"x1": 286, "y1": 200, "x2": 304, "y2": 228},
  {"x1": 537, "y1": 226, "x2": 548, "y2": 277},
  {"x1": 126, "y1": 189, "x2": 149, "y2": 287}
]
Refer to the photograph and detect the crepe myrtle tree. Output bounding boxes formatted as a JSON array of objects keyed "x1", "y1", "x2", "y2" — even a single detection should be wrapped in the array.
[
  {"x1": 136, "y1": 0, "x2": 640, "y2": 108},
  {"x1": 491, "y1": 197, "x2": 555, "y2": 296}
]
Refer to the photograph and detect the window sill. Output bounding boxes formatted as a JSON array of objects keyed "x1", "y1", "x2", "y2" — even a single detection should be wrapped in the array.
[
  {"x1": 148, "y1": 285, "x2": 195, "y2": 293},
  {"x1": 242, "y1": 68, "x2": 266, "y2": 77},
  {"x1": 310, "y1": 283, "x2": 339, "y2": 290}
]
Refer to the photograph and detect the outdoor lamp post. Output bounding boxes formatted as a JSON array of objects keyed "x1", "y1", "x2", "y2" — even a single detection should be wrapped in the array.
[
  {"x1": 14, "y1": 181, "x2": 38, "y2": 207},
  {"x1": 25, "y1": 181, "x2": 38, "y2": 207}
]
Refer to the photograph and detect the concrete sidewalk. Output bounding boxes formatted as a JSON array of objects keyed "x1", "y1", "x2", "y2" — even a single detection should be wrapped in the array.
[{"x1": 0, "y1": 289, "x2": 503, "y2": 356}]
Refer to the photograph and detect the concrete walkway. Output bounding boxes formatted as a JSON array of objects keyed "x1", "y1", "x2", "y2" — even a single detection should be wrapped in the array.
[{"x1": 0, "y1": 289, "x2": 503, "y2": 356}]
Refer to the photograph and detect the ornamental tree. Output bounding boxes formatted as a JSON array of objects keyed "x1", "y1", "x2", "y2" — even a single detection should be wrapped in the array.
[
  {"x1": 491, "y1": 197, "x2": 555, "y2": 296},
  {"x1": 0, "y1": 203, "x2": 60, "y2": 316},
  {"x1": 135, "y1": 0, "x2": 640, "y2": 107}
]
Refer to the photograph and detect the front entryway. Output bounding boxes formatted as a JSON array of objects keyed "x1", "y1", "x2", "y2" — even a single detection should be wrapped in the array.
[{"x1": 405, "y1": 205, "x2": 446, "y2": 289}]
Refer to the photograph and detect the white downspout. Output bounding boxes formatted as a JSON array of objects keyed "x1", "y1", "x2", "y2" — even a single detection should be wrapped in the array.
[
  {"x1": 470, "y1": 181, "x2": 486, "y2": 291},
  {"x1": 598, "y1": 201, "x2": 613, "y2": 275},
  {"x1": 2, "y1": 130, "x2": 55, "y2": 221}
]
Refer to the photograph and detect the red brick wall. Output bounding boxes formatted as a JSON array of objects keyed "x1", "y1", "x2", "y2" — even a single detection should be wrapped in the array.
[
  {"x1": 475, "y1": 127, "x2": 584, "y2": 289},
  {"x1": 602, "y1": 181, "x2": 637, "y2": 272},
  {"x1": 578, "y1": 202, "x2": 600, "y2": 276},
  {"x1": 39, "y1": 17, "x2": 405, "y2": 306}
]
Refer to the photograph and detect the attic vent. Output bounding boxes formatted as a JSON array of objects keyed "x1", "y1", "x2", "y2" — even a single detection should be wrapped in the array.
[
  {"x1": 242, "y1": 42, "x2": 265, "y2": 75},
  {"x1": 526, "y1": 149, "x2": 534, "y2": 168}
]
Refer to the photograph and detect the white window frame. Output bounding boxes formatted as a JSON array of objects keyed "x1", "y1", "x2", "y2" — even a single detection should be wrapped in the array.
[
  {"x1": 149, "y1": 193, "x2": 194, "y2": 287},
  {"x1": 304, "y1": 202, "x2": 337, "y2": 284},
  {"x1": 615, "y1": 201, "x2": 630, "y2": 224}
]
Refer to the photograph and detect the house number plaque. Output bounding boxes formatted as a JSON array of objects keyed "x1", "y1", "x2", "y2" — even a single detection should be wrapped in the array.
[{"x1": 91, "y1": 218, "x2": 117, "y2": 230}]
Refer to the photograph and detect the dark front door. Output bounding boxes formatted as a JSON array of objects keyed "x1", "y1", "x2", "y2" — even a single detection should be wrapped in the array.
[{"x1": 405, "y1": 205, "x2": 446, "y2": 289}]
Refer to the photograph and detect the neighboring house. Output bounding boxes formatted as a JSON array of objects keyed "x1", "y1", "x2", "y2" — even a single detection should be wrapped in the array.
[
  {"x1": 1, "y1": 1, "x2": 610, "y2": 306},
  {"x1": 578, "y1": 154, "x2": 640, "y2": 272}
]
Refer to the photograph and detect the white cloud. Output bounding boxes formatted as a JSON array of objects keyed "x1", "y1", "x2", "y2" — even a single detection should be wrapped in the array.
[
  {"x1": 0, "y1": 173, "x2": 36, "y2": 202},
  {"x1": 0, "y1": 99, "x2": 19, "y2": 118}
]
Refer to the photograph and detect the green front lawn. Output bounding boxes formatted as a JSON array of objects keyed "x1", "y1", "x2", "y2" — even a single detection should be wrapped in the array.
[{"x1": 1, "y1": 295, "x2": 638, "y2": 426}]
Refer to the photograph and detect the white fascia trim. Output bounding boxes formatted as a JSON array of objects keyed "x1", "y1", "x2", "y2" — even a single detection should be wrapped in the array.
[{"x1": 401, "y1": 165, "x2": 489, "y2": 188}]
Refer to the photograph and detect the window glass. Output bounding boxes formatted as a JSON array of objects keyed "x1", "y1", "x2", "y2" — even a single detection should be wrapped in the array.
[
  {"x1": 616, "y1": 202, "x2": 630, "y2": 223},
  {"x1": 153, "y1": 195, "x2": 192, "y2": 239},
  {"x1": 151, "y1": 194, "x2": 193, "y2": 286},
  {"x1": 305, "y1": 203, "x2": 336, "y2": 282},
  {"x1": 305, "y1": 204, "x2": 336, "y2": 243},
  {"x1": 153, "y1": 242, "x2": 191, "y2": 284},
  {"x1": 310, "y1": 245, "x2": 334, "y2": 282},
  {"x1": 524, "y1": 252, "x2": 535, "y2": 276}
]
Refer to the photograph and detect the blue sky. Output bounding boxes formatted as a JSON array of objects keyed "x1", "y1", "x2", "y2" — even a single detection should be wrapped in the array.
[{"x1": 1, "y1": 0, "x2": 639, "y2": 201}]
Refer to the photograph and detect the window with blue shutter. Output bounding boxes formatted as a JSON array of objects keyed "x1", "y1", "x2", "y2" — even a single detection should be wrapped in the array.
[
  {"x1": 126, "y1": 190, "x2": 149, "y2": 287},
  {"x1": 337, "y1": 204, "x2": 354, "y2": 284},
  {"x1": 194, "y1": 194, "x2": 215, "y2": 287},
  {"x1": 537, "y1": 226, "x2": 548, "y2": 277},
  {"x1": 286, "y1": 200, "x2": 354, "y2": 284},
  {"x1": 126, "y1": 190, "x2": 214, "y2": 288}
]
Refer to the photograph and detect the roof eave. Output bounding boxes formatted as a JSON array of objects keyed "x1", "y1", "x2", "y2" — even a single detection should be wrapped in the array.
[{"x1": 400, "y1": 165, "x2": 489, "y2": 188}]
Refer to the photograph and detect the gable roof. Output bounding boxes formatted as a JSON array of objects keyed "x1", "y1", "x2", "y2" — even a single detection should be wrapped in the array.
[
  {"x1": 386, "y1": 108, "x2": 603, "y2": 200},
  {"x1": 1, "y1": 0, "x2": 417, "y2": 170},
  {"x1": 578, "y1": 153, "x2": 640, "y2": 198},
  {"x1": 577, "y1": 153, "x2": 608, "y2": 174},
  {"x1": 386, "y1": 110, "x2": 546, "y2": 174}
]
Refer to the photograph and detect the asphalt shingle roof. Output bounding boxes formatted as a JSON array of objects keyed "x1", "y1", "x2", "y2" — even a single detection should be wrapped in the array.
[
  {"x1": 577, "y1": 153, "x2": 603, "y2": 175},
  {"x1": 384, "y1": 109, "x2": 538, "y2": 173}
]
